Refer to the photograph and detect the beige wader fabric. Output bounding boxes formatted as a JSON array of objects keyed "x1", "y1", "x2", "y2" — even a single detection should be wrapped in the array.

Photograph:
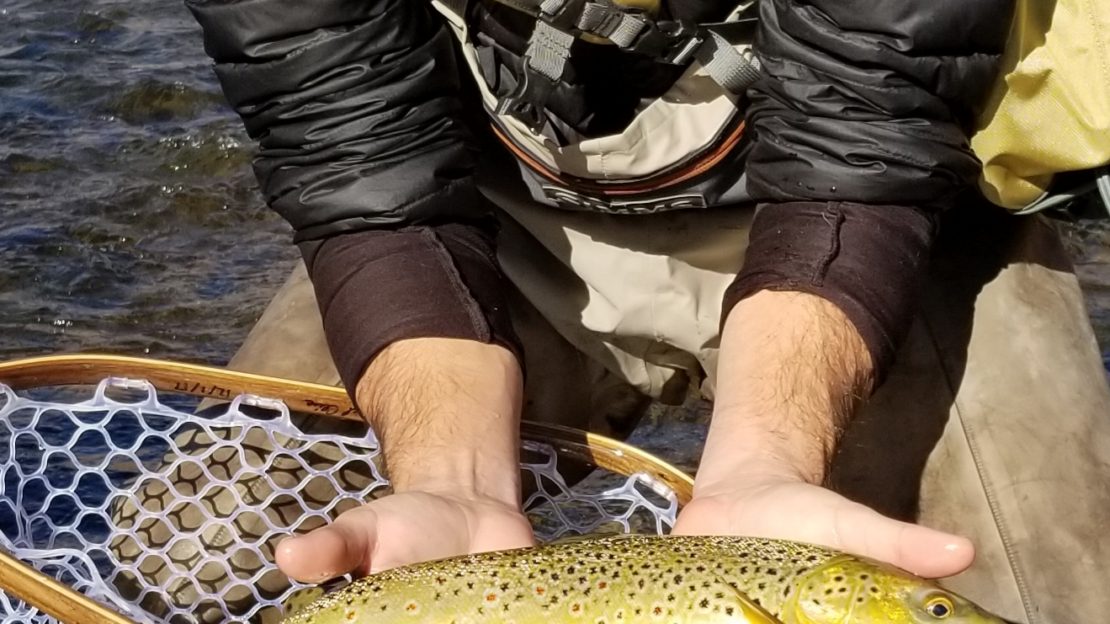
[{"x1": 116, "y1": 178, "x2": 1109, "y2": 623}]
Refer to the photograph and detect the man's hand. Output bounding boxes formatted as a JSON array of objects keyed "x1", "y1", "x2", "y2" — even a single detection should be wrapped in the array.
[
  {"x1": 276, "y1": 490, "x2": 534, "y2": 580},
  {"x1": 675, "y1": 290, "x2": 974, "y2": 578},
  {"x1": 673, "y1": 477, "x2": 973, "y2": 579},
  {"x1": 275, "y1": 338, "x2": 530, "y2": 581}
]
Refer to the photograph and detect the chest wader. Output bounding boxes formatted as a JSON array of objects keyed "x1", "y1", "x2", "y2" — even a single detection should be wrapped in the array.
[{"x1": 431, "y1": 0, "x2": 762, "y2": 214}]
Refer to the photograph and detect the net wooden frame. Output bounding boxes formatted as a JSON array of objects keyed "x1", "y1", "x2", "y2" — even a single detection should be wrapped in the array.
[{"x1": 0, "y1": 355, "x2": 693, "y2": 624}]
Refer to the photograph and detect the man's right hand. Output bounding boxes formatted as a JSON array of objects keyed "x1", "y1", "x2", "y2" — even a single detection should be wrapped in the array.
[
  {"x1": 275, "y1": 489, "x2": 535, "y2": 580},
  {"x1": 275, "y1": 337, "x2": 530, "y2": 581}
]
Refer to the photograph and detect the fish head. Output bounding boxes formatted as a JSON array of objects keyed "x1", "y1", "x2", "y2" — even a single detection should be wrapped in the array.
[{"x1": 781, "y1": 555, "x2": 1008, "y2": 624}]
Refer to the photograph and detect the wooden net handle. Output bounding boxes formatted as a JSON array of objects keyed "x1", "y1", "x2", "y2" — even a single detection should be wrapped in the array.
[{"x1": 0, "y1": 548, "x2": 136, "y2": 624}]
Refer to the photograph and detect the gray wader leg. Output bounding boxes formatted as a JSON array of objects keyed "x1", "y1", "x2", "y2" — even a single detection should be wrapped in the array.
[
  {"x1": 112, "y1": 260, "x2": 648, "y2": 621},
  {"x1": 829, "y1": 208, "x2": 1110, "y2": 624},
  {"x1": 222, "y1": 261, "x2": 343, "y2": 387}
]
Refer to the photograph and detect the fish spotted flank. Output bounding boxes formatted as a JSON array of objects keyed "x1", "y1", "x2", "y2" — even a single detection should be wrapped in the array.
[{"x1": 282, "y1": 535, "x2": 1007, "y2": 624}]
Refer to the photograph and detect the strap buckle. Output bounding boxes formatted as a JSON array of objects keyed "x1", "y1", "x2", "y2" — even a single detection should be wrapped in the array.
[
  {"x1": 495, "y1": 67, "x2": 559, "y2": 132},
  {"x1": 626, "y1": 20, "x2": 704, "y2": 65}
]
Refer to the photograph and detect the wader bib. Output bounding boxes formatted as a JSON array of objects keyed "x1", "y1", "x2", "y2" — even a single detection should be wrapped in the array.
[{"x1": 432, "y1": 0, "x2": 761, "y2": 214}]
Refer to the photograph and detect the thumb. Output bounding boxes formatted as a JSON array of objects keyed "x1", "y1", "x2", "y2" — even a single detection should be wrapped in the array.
[
  {"x1": 276, "y1": 507, "x2": 377, "y2": 583},
  {"x1": 835, "y1": 501, "x2": 974, "y2": 578}
]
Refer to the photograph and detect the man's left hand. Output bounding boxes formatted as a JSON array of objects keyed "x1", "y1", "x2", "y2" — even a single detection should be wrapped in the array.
[{"x1": 672, "y1": 475, "x2": 974, "y2": 579}]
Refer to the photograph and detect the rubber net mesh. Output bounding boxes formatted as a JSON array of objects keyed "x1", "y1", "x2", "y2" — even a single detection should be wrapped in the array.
[{"x1": 0, "y1": 377, "x2": 678, "y2": 623}]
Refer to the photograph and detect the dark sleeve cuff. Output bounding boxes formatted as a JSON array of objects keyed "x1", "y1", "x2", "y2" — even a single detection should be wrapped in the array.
[
  {"x1": 302, "y1": 221, "x2": 523, "y2": 393},
  {"x1": 722, "y1": 201, "x2": 937, "y2": 383}
]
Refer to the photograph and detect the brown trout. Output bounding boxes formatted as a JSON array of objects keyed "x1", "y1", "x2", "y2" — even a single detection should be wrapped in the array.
[{"x1": 282, "y1": 535, "x2": 1008, "y2": 623}]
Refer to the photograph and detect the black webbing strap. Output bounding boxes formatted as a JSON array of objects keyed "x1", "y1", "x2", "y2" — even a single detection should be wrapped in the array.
[{"x1": 490, "y1": 0, "x2": 761, "y2": 130}]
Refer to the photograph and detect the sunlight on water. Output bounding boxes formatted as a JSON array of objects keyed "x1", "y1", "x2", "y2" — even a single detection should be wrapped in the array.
[{"x1": 0, "y1": 0, "x2": 297, "y2": 365}]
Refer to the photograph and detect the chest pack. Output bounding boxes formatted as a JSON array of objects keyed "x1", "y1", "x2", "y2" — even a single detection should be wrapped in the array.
[{"x1": 431, "y1": 0, "x2": 761, "y2": 214}]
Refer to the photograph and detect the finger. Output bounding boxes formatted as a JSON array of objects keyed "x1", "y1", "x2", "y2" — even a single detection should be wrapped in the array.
[
  {"x1": 834, "y1": 501, "x2": 974, "y2": 578},
  {"x1": 894, "y1": 523, "x2": 974, "y2": 578},
  {"x1": 275, "y1": 506, "x2": 378, "y2": 583}
]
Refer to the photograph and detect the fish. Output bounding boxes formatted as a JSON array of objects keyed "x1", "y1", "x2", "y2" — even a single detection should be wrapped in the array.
[{"x1": 281, "y1": 534, "x2": 1008, "y2": 623}]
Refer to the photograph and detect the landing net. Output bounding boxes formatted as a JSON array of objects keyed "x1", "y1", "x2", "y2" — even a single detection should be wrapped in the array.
[{"x1": 0, "y1": 377, "x2": 678, "y2": 623}]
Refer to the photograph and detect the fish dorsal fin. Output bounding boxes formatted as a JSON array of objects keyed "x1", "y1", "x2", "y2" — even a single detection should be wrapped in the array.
[
  {"x1": 689, "y1": 567, "x2": 786, "y2": 624},
  {"x1": 726, "y1": 585, "x2": 786, "y2": 624}
]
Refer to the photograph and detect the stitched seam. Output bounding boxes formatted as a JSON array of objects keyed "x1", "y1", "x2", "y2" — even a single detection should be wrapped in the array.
[
  {"x1": 919, "y1": 312, "x2": 1034, "y2": 624},
  {"x1": 292, "y1": 178, "x2": 478, "y2": 242},
  {"x1": 758, "y1": 45, "x2": 999, "y2": 93},
  {"x1": 750, "y1": 103, "x2": 959, "y2": 144},
  {"x1": 1087, "y1": 0, "x2": 1110, "y2": 97},
  {"x1": 812, "y1": 203, "x2": 843, "y2": 286},
  {"x1": 862, "y1": 141, "x2": 938, "y2": 169},
  {"x1": 754, "y1": 108, "x2": 955, "y2": 148},
  {"x1": 959, "y1": 407, "x2": 1038, "y2": 624}
]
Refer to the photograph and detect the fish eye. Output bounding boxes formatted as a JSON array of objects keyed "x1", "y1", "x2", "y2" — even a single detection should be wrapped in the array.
[{"x1": 925, "y1": 595, "x2": 954, "y2": 619}]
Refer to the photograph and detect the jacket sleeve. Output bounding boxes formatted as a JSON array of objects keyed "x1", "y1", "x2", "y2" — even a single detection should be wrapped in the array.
[
  {"x1": 728, "y1": 0, "x2": 1015, "y2": 381},
  {"x1": 744, "y1": 0, "x2": 1015, "y2": 207},
  {"x1": 185, "y1": 0, "x2": 522, "y2": 391}
]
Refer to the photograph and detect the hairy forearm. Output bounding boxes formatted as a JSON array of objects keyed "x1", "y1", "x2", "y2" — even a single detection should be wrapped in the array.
[
  {"x1": 698, "y1": 290, "x2": 875, "y2": 489},
  {"x1": 354, "y1": 337, "x2": 524, "y2": 504}
]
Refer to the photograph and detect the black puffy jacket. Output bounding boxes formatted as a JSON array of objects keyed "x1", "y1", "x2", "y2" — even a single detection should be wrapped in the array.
[{"x1": 186, "y1": 0, "x2": 1015, "y2": 390}]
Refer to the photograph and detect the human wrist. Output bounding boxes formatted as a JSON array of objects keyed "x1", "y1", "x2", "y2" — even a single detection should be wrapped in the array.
[
  {"x1": 355, "y1": 337, "x2": 524, "y2": 507},
  {"x1": 702, "y1": 291, "x2": 871, "y2": 490},
  {"x1": 692, "y1": 411, "x2": 820, "y2": 496},
  {"x1": 388, "y1": 449, "x2": 522, "y2": 506}
]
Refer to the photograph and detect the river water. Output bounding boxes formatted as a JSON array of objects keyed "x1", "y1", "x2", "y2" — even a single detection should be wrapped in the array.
[
  {"x1": 1, "y1": 2, "x2": 1108, "y2": 461},
  {"x1": 1, "y1": 0, "x2": 295, "y2": 365}
]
